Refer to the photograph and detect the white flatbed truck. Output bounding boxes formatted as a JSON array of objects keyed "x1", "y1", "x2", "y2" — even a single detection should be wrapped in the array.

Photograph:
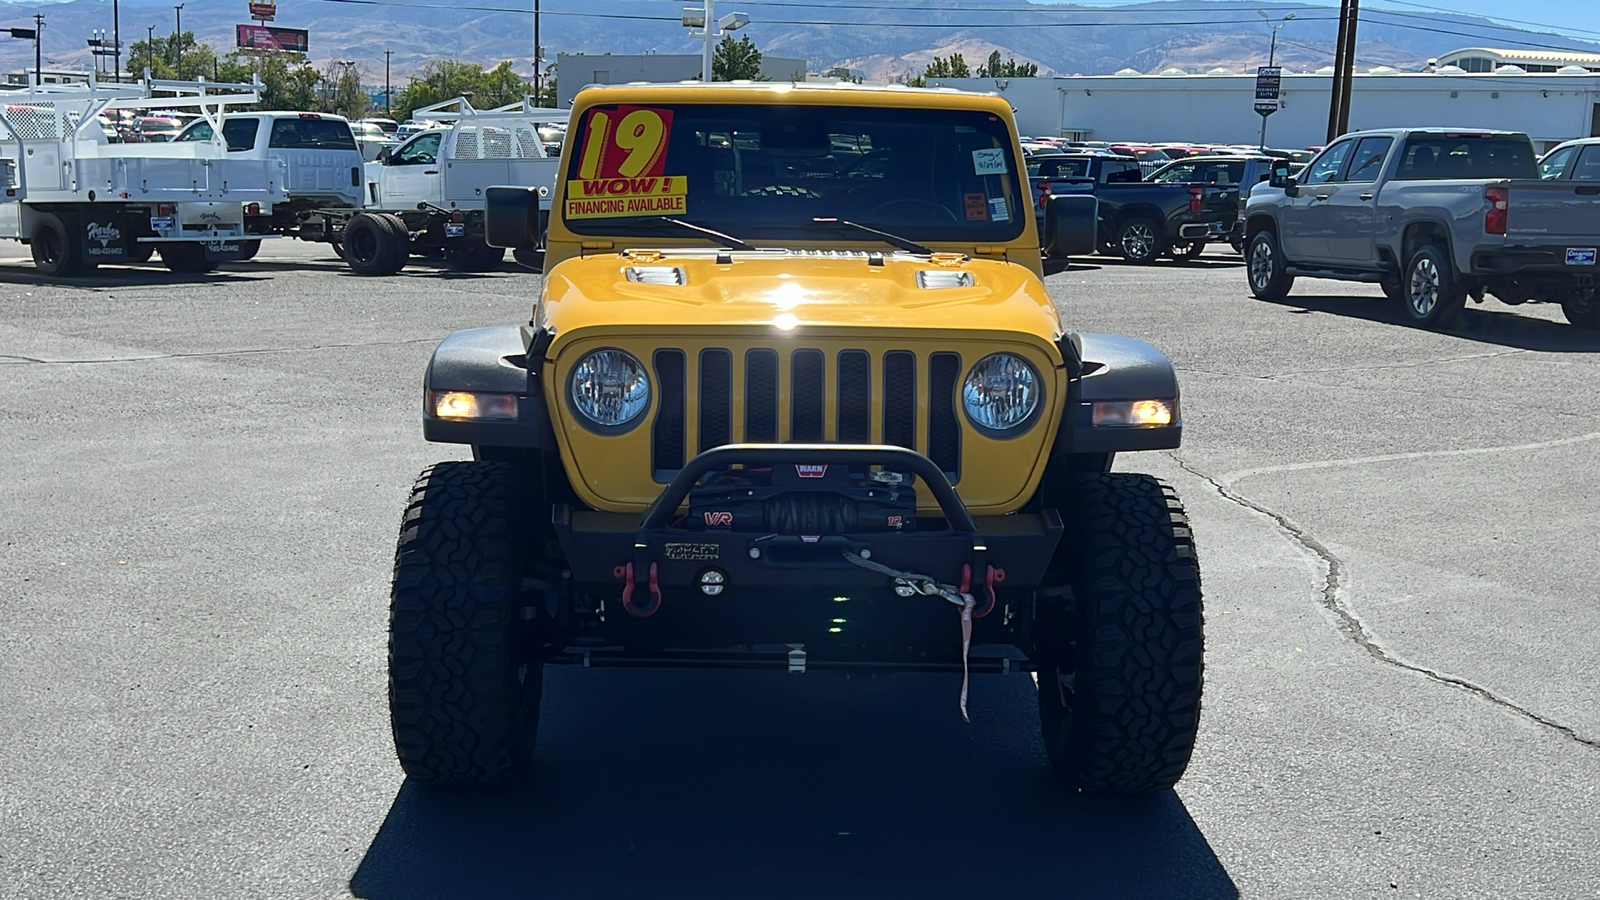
[
  {"x1": 0, "y1": 75, "x2": 287, "y2": 277},
  {"x1": 293, "y1": 97, "x2": 565, "y2": 275}
]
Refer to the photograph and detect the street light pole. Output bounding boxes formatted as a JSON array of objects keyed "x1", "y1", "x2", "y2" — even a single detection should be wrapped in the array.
[
  {"x1": 702, "y1": 0, "x2": 715, "y2": 82},
  {"x1": 172, "y1": 4, "x2": 182, "y2": 80},
  {"x1": 113, "y1": 0, "x2": 120, "y2": 82},
  {"x1": 385, "y1": 50, "x2": 392, "y2": 116},
  {"x1": 533, "y1": 0, "x2": 541, "y2": 102},
  {"x1": 33, "y1": 13, "x2": 42, "y2": 86}
]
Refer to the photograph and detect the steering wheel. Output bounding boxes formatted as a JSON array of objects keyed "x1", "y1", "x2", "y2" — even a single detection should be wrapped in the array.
[
  {"x1": 741, "y1": 184, "x2": 823, "y2": 198},
  {"x1": 866, "y1": 198, "x2": 958, "y2": 222}
]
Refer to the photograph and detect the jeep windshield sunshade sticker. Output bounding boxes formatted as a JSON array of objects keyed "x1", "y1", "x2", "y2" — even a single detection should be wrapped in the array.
[{"x1": 566, "y1": 106, "x2": 690, "y2": 219}]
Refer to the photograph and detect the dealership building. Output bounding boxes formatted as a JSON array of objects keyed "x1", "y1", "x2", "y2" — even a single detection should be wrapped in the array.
[{"x1": 929, "y1": 47, "x2": 1600, "y2": 152}]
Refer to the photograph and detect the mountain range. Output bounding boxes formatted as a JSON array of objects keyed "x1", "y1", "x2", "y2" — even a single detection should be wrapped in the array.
[{"x1": 2, "y1": 0, "x2": 1595, "y2": 86}]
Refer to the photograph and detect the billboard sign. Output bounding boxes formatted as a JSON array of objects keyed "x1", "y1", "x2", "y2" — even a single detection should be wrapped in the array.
[
  {"x1": 236, "y1": 24, "x2": 307, "y2": 52},
  {"x1": 249, "y1": 1, "x2": 277, "y2": 21}
]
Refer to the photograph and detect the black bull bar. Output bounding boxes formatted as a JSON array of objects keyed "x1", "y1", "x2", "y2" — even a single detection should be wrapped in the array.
[{"x1": 551, "y1": 444, "x2": 1065, "y2": 619}]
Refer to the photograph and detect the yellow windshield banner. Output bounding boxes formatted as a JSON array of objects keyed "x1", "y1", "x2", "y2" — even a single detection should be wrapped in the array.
[{"x1": 565, "y1": 175, "x2": 690, "y2": 219}]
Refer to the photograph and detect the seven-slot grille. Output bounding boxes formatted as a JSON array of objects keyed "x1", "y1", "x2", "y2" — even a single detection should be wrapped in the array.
[{"x1": 650, "y1": 348, "x2": 962, "y2": 482}]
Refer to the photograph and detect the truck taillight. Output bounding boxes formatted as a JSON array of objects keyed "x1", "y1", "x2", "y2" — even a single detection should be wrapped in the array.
[
  {"x1": 1037, "y1": 180, "x2": 1051, "y2": 209},
  {"x1": 245, "y1": 202, "x2": 261, "y2": 216},
  {"x1": 156, "y1": 203, "x2": 174, "y2": 216},
  {"x1": 1485, "y1": 185, "x2": 1508, "y2": 235},
  {"x1": 1188, "y1": 185, "x2": 1203, "y2": 214}
]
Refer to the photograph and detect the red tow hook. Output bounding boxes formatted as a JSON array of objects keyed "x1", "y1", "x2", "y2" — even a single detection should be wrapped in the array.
[
  {"x1": 615, "y1": 562, "x2": 662, "y2": 617},
  {"x1": 960, "y1": 564, "x2": 1006, "y2": 619}
]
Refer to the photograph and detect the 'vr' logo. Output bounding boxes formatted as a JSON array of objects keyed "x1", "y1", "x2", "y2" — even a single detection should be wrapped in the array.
[{"x1": 703, "y1": 511, "x2": 733, "y2": 526}]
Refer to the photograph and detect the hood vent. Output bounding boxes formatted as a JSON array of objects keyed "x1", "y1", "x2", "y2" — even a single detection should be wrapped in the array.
[
  {"x1": 626, "y1": 266, "x2": 688, "y2": 285},
  {"x1": 916, "y1": 270, "x2": 976, "y2": 289}
]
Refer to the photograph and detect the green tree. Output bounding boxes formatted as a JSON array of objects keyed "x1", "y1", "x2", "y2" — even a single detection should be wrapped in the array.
[
  {"x1": 907, "y1": 52, "x2": 970, "y2": 87},
  {"x1": 711, "y1": 34, "x2": 763, "y2": 81},
  {"x1": 319, "y1": 61, "x2": 369, "y2": 120},
  {"x1": 975, "y1": 51, "x2": 1039, "y2": 78},
  {"x1": 124, "y1": 33, "x2": 220, "y2": 81},
  {"x1": 394, "y1": 59, "x2": 531, "y2": 120},
  {"x1": 536, "y1": 62, "x2": 557, "y2": 108}
]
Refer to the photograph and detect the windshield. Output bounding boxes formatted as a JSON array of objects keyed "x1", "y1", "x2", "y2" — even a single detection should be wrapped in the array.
[
  {"x1": 561, "y1": 103, "x2": 1026, "y2": 243},
  {"x1": 269, "y1": 117, "x2": 357, "y2": 150},
  {"x1": 1029, "y1": 157, "x2": 1091, "y2": 179}
]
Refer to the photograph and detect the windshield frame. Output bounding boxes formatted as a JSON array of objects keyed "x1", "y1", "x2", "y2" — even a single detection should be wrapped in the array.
[{"x1": 558, "y1": 101, "x2": 1028, "y2": 246}]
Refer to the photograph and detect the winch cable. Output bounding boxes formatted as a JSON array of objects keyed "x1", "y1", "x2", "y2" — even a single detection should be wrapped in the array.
[{"x1": 841, "y1": 550, "x2": 977, "y2": 723}]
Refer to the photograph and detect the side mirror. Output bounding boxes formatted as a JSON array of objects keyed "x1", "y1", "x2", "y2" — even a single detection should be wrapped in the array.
[
  {"x1": 376, "y1": 146, "x2": 392, "y2": 164},
  {"x1": 1267, "y1": 163, "x2": 1292, "y2": 188},
  {"x1": 1042, "y1": 193, "x2": 1099, "y2": 259},
  {"x1": 485, "y1": 185, "x2": 543, "y2": 250}
]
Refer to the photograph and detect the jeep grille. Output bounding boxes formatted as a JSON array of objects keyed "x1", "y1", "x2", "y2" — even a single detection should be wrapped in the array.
[{"x1": 649, "y1": 347, "x2": 962, "y2": 484}]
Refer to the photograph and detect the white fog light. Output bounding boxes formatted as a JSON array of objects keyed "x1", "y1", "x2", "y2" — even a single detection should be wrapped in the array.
[
  {"x1": 429, "y1": 390, "x2": 518, "y2": 421},
  {"x1": 569, "y1": 349, "x2": 650, "y2": 430},
  {"x1": 962, "y1": 353, "x2": 1041, "y2": 434},
  {"x1": 1092, "y1": 399, "x2": 1177, "y2": 427}
]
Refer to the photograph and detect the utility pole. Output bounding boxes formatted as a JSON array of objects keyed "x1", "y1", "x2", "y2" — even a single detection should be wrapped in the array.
[
  {"x1": 1326, "y1": 0, "x2": 1349, "y2": 143},
  {"x1": 384, "y1": 50, "x2": 392, "y2": 116},
  {"x1": 172, "y1": 4, "x2": 182, "y2": 80},
  {"x1": 533, "y1": 0, "x2": 541, "y2": 103},
  {"x1": 113, "y1": 0, "x2": 120, "y2": 82},
  {"x1": 33, "y1": 13, "x2": 42, "y2": 86},
  {"x1": 702, "y1": 0, "x2": 715, "y2": 82},
  {"x1": 1335, "y1": 0, "x2": 1360, "y2": 138},
  {"x1": 1257, "y1": 11, "x2": 1294, "y2": 150}
]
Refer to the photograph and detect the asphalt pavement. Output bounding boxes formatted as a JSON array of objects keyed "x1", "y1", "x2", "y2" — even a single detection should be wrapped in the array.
[{"x1": 2, "y1": 239, "x2": 1597, "y2": 899}]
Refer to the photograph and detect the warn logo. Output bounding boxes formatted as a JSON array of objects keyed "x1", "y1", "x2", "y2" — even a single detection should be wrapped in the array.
[
  {"x1": 796, "y1": 464, "x2": 827, "y2": 478},
  {"x1": 703, "y1": 511, "x2": 733, "y2": 526}
]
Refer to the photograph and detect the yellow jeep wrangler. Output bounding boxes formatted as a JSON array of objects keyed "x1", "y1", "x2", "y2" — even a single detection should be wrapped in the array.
[{"x1": 389, "y1": 83, "x2": 1202, "y2": 793}]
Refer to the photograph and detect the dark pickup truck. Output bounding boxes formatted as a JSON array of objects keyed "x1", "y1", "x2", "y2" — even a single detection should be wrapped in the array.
[
  {"x1": 1244, "y1": 128, "x2": 1600, "y2": 328},
  {"x1": 1028, "y1": 152, "x2": 1232, "y2": 263},
  {"x1": 1145, "y1": 155, "x2": 1301, "y2": 253}
]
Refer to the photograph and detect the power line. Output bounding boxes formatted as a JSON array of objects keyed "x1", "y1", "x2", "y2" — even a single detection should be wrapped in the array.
[{"x1": 1363, "y1": 0, "x2": 1600, "y2": 42}]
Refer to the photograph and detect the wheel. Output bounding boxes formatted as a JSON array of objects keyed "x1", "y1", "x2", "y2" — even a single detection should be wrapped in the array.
[
  {"x1": 377, "y1": 214, "x2": 410, "y2": 272},
  {"x1": 342, "y1": 213, "x2": 404, "y2": 275},
  {"x1": 237, "y1": 239, "x2": 261, "y2": 261},
  {"x1": 444, "y1": 240, "x2": 504, "y2": 272},
  {"x1": 158, "y1": 242, "x2": 218, "y2": 274},
  {"x1": 127, "y1": 242, "x2": 155, "y2": 264},
  {"x1": 866, "y1": 198, "x2": 958, "y2": 221},
  {"x1": 1561, "y1": 287, "x2": 1600, "y2": 328},
  {"x1": 1227, "y1": 235, "x2": 1243, "y2": 255},
  {"x1": 389, "y1": 461, "x2": 543, "y2": 787},
  {"x1": 1380, "y1": 273, "x2": 1404, "y2": 304},
  {"x1": 1168, "y1": 239, "x2": 1206, "y2": 262},
  {"x1": 1397, "y1": 243, "x2": 1467, "y2": 327},
  {"x1": 1114, "y1": 217, "x2": 1166, "y2": 264},
  {"x1": 1098, "y1": 240, "x2": 1121, "y2": 258},
  {"x1": 30, "y1": 212, "x2": 85, "y2": 277},
  {"x1": 1035, "y1": 473, "x2": 1203, "y2": 793},
  {"x1": 1245, "y1": 230, "x2": 1294, "y2": 301}
]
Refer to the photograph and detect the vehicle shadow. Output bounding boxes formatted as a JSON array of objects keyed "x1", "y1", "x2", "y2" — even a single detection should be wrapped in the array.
[
  {"x1": 1260, "y1": 293, "x2": 1600, "y2": 353},
  {"x1": 1044, "y1": 257, "x2": 1103, "y2": 276},
  {"x1": 1090, "y1": 255, "x2": 1244, "y2": 271},
  {"x1": 0, "y1": 263, "x2": 271, "y2": 287},
  {"x1": 349, "y1": 668, "x2": 1238, "y2": 900}
]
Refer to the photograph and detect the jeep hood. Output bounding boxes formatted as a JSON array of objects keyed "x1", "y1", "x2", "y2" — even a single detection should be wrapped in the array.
[{"x1": 537, "y1": 251, "x2": 1063, "y2": 353}]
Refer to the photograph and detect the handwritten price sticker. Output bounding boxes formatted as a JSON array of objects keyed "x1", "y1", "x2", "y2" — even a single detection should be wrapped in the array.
[{"x1": 567, "y1": 106, "x2": 689, "y2": 219}]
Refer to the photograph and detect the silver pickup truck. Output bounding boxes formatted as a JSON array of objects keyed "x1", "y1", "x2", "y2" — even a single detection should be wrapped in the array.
[{"x1": 1242, "y1": 128, "x2": 1600, "y2": 328}]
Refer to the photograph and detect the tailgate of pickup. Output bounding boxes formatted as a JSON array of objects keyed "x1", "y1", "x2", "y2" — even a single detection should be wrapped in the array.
[{"x1": 1507, "y1": 179, "x2": 1600, "y2": 263}]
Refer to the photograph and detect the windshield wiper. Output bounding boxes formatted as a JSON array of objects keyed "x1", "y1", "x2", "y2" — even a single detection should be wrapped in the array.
[
  {"x1": 809, "y1": 217, "x2": 934, "y2": 256},
  {"x1": 649, "y1": 217, "x2": 756, "y2": 251}
]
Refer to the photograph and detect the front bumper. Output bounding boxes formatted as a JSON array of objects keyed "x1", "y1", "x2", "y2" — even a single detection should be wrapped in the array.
[{"x1": 551, "y1": 444, "x2": 1063, "y2": 652}]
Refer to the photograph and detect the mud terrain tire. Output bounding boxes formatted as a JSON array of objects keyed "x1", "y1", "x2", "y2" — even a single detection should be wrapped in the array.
[
  {"x1": 1036, "y1": 473, "x2": 1204, "y2": 793},
  {"x1": 389, "y1": 461, "x2": 542, "y2": 786}
]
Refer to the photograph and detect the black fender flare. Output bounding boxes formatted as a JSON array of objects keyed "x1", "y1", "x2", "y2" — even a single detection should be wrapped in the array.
[
  {"x1": 1053, "y1": 332, "x2": 1183, "y2": 456},
  {"x1": 422, "y1": 324, "x2": 555, "y2": 448}
]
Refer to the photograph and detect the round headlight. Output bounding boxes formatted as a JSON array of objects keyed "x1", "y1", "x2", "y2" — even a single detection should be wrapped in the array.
[
  {"x1": 569, "y1": 349, "x2": 650, "y2": 430},
  {"x1": 962, "y1": 353, "x2": 1041, "y2": 434}
]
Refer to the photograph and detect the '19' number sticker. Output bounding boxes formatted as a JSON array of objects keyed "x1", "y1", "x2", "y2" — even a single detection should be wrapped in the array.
[{"x1": 568, "y1": 106, "x2": 689, "y2": 219}]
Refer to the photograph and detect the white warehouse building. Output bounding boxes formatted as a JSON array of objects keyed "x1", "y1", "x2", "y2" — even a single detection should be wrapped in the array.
[
  {"x1": 557, "y1": 53, "x2": 808, "y2": 109},
  {"x1": 930, "y1": 48, "x2": 1600, "y2": 153}
]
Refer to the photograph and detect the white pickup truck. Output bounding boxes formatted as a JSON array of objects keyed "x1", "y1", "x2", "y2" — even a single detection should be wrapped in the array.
[
  {"x1": 313, "y1": 99, "x2": 566, "y2": 274},
  {"x1": 0, "y1": 76, "x2": 287, "y2": 276}
]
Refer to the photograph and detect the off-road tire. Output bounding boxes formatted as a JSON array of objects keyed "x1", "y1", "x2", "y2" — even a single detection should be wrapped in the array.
[
  {"x1": 1246, "y1": 230, "x2": 1294, "y2": 301},
  {"x1": 389, "y1": 461, "x2": 543, "y2": 786},
  {"x1": 1398, "y1": 243, "x2": 1467, "y2": 327},
  {"x1": 1036, "y1": 473, "x2": 1203, "y2": 793},
  {"x1": 444, "y1": 240, "x2": 504, "y2": 273},
  {"x1": 343, "y1": 212, "x2": 404, "y2": 275},
  {"x1": 30, "y1": 212, "x2": 85, "y2": 277},
  {"x1": 1115, "y1": 216, "x2": 1167, "y2": 264},
  {"x1": 1560, "y1": 288, "x2": 1600, "y2": 329},
  {"x1": 159, "y1": 241, "x2": 218, "y2": 274}
]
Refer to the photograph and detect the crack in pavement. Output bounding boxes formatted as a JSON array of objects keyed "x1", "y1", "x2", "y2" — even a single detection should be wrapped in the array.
[
  {"x1": 0, "y1": 337, "x2": 442, "y2": 366},
  {"x1": 1169, "y1": 451, "x2": 1600, "y2": 751}
]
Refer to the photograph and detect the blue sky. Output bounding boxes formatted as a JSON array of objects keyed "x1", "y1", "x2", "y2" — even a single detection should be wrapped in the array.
[{"x1": 1039, "y1": 0, "x2": 1586, "y2": 36}]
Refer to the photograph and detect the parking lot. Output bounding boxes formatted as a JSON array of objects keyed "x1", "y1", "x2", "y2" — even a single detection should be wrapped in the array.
[{"x1": 3, "y1": 238, "x2": 1598, "y2": 899}]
